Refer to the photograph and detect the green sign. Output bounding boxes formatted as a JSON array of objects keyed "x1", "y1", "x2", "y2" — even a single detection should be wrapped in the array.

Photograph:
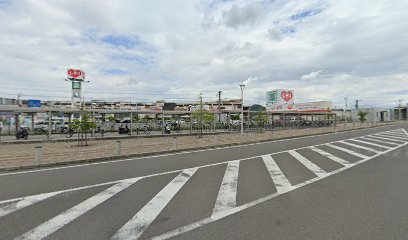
[
  {"x1": 267, "y1": 91, "x2": 277, "y2": 103},
  {"x1": 72, "y1": 81, "x2": 81, "y2": 90}
]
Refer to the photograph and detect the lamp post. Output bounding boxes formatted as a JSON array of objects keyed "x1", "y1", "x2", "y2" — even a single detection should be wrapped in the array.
[{"x1": 239, "y1": 84, "x2": 245, "y2": 136}]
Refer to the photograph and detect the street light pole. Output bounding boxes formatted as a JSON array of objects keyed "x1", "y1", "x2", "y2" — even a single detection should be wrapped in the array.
[
  {"x1": 239, "y1": 84, "x2": 245, "y2": 136},
  {"x1": 344, "y1": 97, "x2": 348, "y2": 125}
]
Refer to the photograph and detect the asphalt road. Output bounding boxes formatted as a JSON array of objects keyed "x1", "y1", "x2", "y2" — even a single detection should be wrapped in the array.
[{"x1": 0, "y1": 124, "x2": 407, "y2": 240}]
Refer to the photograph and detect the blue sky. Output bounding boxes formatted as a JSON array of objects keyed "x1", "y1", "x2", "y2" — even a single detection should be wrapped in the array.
[{"x1": 0, "y1": 0, "x2": 407, "y2": 107}]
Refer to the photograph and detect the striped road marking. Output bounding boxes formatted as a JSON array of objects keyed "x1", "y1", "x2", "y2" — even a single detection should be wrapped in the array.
[
  {"x1": 288, "y1": 150, "x2": 327, "y2": 178},
  {"x1": 16, "y1": 178, "x2": 141, "y2": 240},
  {"x1": 212, "y1": 161, "x2": 240, "y2": 215},
  {"x1": 262, "y1": 155, "x2": 293, "y2": 194},
  {"x1": 339, "y1": 141, "x2": 381, "y2": 153},
  {"x1": 375, "y1": 134, "x2": 408, "y2": 141},
  {"x1": 309, "y1": 146, "x2": 353, "y2": 167},
  {"x1": 365, "y1": 135, "x2": 407, "y2": 143},
  {"x1": 350, "y1": 139, "x2": 391, "y2": 149},
  {"x1": 325, "y1": 143, "x2": 369, "y2": 159},
  {"x1": 112, "y1": 168, "x2": 197, "y2": 240},
  {"x1": 360, "y1": 136, "x2": 399, "y2": 146}
]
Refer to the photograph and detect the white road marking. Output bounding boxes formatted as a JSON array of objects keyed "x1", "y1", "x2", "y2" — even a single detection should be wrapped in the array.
[
  {"x1": 262, "y1": 155, "x2": 293, "y2": 194},
  {"x1": 350, "y1": 139, "x2": 391, "y2": 149},
  {"x1": 383, "y1": 129, "x2": 406, "y2": 135},
  {"x1": 0, "y1": 192, "x2": 60, "y2": 218},
  {"x1": 365, "y1": 135, "x2": 407, "y2": 143},
  {"x1": 380, "y1": 132, "x2": 408, "y2": 137},
  {"x1": 212, "y1": 161, "x2": 240, "y2": 215},
  {"x1": 309, "y1": 146, "x2": 353, "y2": 167},
  {"x1": 325, "y1": 143, "x2": 369, "y2": 159},
  {"x1": 15, "y1": 178, "x2": 141, "y2": 240},
  {"x1": 288, "y1": 150, "x2": 327, "y2": 178},
  {"x1": 360, "y1": 136, "x2": 399, "y2": 146},
  {"x1": 339, "y1": 141, "x2": 381, "y2": 153},
  {"x1": 375, "y1": 134, "x2": 408, "y2": 140},
  {"x1": 0, "y1": 124, "x2": 396, "y2": 177},
  {"x1": 151, "y1": 141, "x2": 408, "y2": 240},
  {"x1": 111, "y1": 168, "x2": 197, "y2": 240}
]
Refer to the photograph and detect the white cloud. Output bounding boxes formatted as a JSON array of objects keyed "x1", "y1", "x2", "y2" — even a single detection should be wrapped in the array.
[
  {"x1": 301, "y1": 70, "x2": 323, "y2": 80},
  {"x1": 0, "y1": 0, "x2": 407, "y2": 107}
]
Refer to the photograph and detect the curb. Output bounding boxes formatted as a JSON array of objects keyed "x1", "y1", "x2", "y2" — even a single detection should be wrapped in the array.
[{"x1": 0, "y1": 123, "x2": 401, "y2": 173}]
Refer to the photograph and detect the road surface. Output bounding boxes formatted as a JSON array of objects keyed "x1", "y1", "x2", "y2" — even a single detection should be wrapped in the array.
[{"x1": 0, "y1": 124, "x2": 407, "y2": 240}]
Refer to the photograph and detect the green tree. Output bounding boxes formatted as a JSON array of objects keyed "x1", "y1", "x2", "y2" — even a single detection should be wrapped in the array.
[
  {"x1": 106, "y1": 115, "x2": 115, "y2": 122},
  {"x1": 357, "y1": 110, "x2": 369, "y2": 123},
  {"x1": 71, "y1": 113, "x2": 96, "y2": 146},
  {"x1": 143, "y1": 115, "x2": 152, "y2": 122},
  {"x1": 230, "y1": 115, "x2": 240, "y2": 121},
  {"x1": 254, "y1": 110, "x2": 268, "y2": 132},
  {"x1": 192, "y1": 109, "x2": 214, "y2": 124},
  {"x1": 132, "y1": 114, "x2": 140, "y2": 122}
]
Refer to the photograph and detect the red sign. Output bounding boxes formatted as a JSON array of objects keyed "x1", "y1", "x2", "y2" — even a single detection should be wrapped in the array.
[
  {"x1": 67, "y1": 69, "x2": 85, "y2": 80},
  {"x1": 281, "y1": 91, "x2": 293, "y2": 102}
]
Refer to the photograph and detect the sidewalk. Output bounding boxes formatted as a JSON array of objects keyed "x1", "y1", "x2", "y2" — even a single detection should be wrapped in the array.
[{"x1": 0, "y1": 122, "x2": 398, "y2": 171}]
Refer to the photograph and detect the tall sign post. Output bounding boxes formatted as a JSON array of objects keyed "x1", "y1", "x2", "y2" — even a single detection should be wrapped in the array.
[{"x1": 66, "y1": 69, "x2": 86, "y2": 109}]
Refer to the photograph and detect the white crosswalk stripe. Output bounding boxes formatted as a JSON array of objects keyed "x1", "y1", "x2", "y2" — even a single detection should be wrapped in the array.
[
  {"x1": 360, "y1": 136, "x2": 399, "y2": 146},
  {"x1": 262, "y1": 155, "x2": 293, "y2": 194},
  {"x1": 365, "y1": 135, "x2": 407, "y2": 143},
  {"x1": 325, "y1": 143, "x2": 369, "y2": 159},
  {"x1": 16, "y1": 178, "x2": 141, "y2": 240},
  {"x1": 288, "y1": 150, "x2": 327, "y2": 178},
  {"x1": 212, "y1": 161, "x2": 240, "y2": 215},
  {"x1": 111, "y1": 168, "x2": 197, "y2": 240},
  {"x1": 339, "y1": 141, "x2": 381, "y2": 153},
  {"x1": 309, "y1": 146, "x2": 353, "y2": 167},
  {"x1": 350, "y1": 139, "x2": 391, "y2": 149}
]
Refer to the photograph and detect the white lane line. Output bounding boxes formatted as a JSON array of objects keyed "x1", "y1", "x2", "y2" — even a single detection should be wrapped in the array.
[
  {"x1": 212, "y1": 161, "x2": 240, "y2": 215},
  {"x1": 0, "y1": 192, "x2": 60, "y2": 218},
  {"x1": 111, "y1": 168, "x2": 198, "y2": 240},
  {"x1": 309, "y1": 146, "x2": 353, "y2": 167},
  {"x1": 0, "y1": 124, "x2": 397, "y2": 177},
  {"x1": 350, "y1": 139, "x2": 391, "y2": 149},
  {"x1": 262, "y1": 155, "x2": 293, "y2": 194},
  {"x1": 339, "y1": 141, "x2": 381, "y2": 153},
  {"x1": 366, "y1": 135, "x2": 407, "y2": 143},
  {"x1": 325, "y1": 143, "x2": 369, "y2": 159},
  {"x1": 360, "y1": 137, "x2": 400, "y2": 146},
  {"x1": 15, "y1": 178, "x2": 141, "y2": 240},
  {"x1": 288, "y1": 150, "x2": 327, "y2": 178},
  {"x1": 151, "y1": 141, "x2": 408, "y2": 240}
]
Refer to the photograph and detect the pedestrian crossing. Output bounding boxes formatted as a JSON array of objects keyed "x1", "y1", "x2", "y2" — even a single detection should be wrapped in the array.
[{"x1": 1, "y1": 128, "x2": 407, "y2": 240}]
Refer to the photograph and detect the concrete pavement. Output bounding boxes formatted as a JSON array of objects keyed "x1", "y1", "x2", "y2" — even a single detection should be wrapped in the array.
[{"x1": 0, "y1": 125, "x2": 407, "y2": 239}]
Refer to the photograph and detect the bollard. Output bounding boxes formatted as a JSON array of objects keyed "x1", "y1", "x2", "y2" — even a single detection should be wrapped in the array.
[
  {"x1": 116, "y1": 140, "x2": 122, "y2": 156},
  {"x1": 172, "y1": 136, "x2": 177, "y2": 150},
  {"x1": 35, "y1": 145, "x2": 42, "y2": 164}
]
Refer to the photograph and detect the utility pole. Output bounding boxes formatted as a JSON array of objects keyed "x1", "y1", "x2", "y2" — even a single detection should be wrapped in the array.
[
  {"x1": 239, "y1": 84, "x2": 245, "y2": 136},
  {"x1": 344, "y1": 97, "x2": 348, "y2": 125},
  {"x1": 217, "y1": 91, "x2": 222, "y2": 124},
  {"x1": 355, "y1": 99, "x2": 362, "y2": 109}
]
